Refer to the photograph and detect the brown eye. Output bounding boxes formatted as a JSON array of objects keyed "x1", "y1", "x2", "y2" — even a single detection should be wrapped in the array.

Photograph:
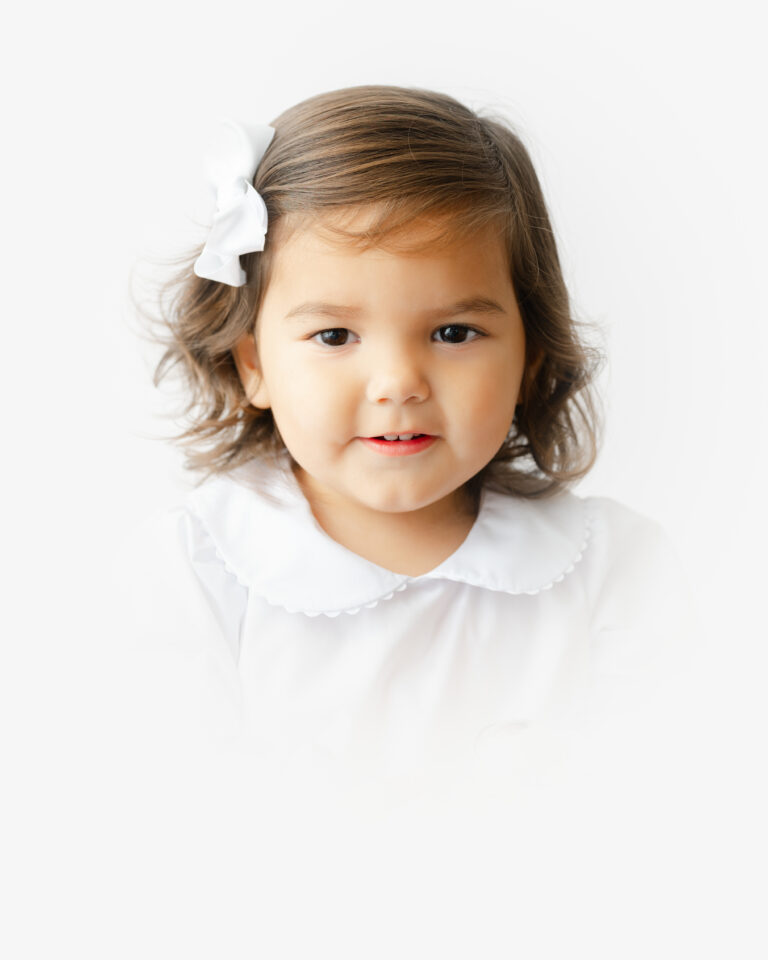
[
  {"x1": 434, "y1": 324, "x2": 482, "y2": 344},
  {"x1": 314, "y1": 328, "x2": 351, "y2": 346}
]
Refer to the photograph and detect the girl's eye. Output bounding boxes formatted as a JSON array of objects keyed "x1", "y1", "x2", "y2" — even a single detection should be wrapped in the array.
[
  {"x1": 310, "y1": 325, "x2": 483, "y2": 346},
  {"x1": 433, "y1": 324, "x2": 483, "y2": 344},
  {"x1": 311, "y1": 328, "x2": 354, "y2": 347}
]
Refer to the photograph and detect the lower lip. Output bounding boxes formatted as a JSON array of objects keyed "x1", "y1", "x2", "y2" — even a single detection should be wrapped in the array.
[{"x1": 359, "y1": 435, "x2": 437, "y2": 457}]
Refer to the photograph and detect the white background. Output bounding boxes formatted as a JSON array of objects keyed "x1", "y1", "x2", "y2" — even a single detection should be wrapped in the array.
[{"x1": 2, "y1": 0, "x2": 766, "y2": 956}]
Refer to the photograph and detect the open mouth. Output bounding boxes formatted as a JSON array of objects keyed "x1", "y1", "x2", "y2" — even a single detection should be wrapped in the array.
[{"x1": 361, "y1": 434, "x2": 437, "y2": 456}]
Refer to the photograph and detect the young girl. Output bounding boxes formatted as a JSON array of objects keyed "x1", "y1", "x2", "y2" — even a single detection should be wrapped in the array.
[{"x1": 115, "y1": 84, "x2": 692, "y2": 776}]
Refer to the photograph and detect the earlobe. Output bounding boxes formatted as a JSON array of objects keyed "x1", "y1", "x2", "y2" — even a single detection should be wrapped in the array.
[{"x1": 233, "y1": 333, "x2": 271, "y2": 409}]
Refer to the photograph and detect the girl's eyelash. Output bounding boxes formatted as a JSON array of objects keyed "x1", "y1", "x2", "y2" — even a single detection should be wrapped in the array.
[
  {"x1": 433, "y1": 324, "x2": 485, "y2": 344},
  {"x1": 308, "y1": 324, "x2": 486, "y2": 346},
  {"x1": 309, "y1": 328, "x2": 358, "y2": 346}
]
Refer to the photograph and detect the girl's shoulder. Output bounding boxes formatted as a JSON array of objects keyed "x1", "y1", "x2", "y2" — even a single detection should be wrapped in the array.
[
  {"x1": 108, "y1": 499, "x2": 248, "y2": 661},
  {"x1": 475, "y1": 488, "x2": 696, "y2": 679},
  {"x1": 107, "y1": 500, "x2": 248, "y2": 738},
  {"x1": 107, "y1": 456, "x2": 291, "y2": 605},
  {"x1": 578, "y1": 493, "x2": 685, "y2": 585},
  {"x1": 577, "y1": 493, "x2": 691, "y2": 616},
  {"x1": 467, "y1": 485, "x2": 686, "y2": 597}
]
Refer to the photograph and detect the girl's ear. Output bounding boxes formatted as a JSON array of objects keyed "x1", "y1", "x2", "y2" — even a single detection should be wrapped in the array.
[{"x1": 232, "y1": 333, "x2": 271, "y2": 409}]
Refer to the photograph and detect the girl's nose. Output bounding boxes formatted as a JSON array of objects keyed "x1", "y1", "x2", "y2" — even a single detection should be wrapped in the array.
[{"x1": 365, "y1": 349, "x2": 430, "y2": 405}]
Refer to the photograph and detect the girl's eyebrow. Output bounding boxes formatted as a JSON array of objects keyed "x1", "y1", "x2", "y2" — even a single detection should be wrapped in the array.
[{"x1": 283, "y1": 296, "x2": 507, "y2": 323}]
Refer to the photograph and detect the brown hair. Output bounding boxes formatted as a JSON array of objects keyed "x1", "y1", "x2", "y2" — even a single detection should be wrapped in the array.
[{"x1": 140, "y1": 84, "x2": 602, "y2": 499}]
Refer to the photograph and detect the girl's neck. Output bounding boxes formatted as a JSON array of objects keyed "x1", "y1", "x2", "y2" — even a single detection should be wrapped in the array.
[{"x1": 293, "y1": 469, "x2": 478, "y2": 577}]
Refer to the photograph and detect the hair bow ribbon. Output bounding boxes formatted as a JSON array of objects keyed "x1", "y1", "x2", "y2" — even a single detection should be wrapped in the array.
[{"x1": 193, "y1": 120, "x2": 275, "y2": 287}]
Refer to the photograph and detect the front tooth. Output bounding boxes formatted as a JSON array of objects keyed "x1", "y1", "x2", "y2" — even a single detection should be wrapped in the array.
[
  {"x1": 383, "y1": 434, "x2": 399, "y2": 441},
  {"x1": 399, "y1": 434, "x2": 415, "y2": 440}
]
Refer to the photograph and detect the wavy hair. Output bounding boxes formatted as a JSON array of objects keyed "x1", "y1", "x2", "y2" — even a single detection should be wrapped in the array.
[{"x1": 139, "y1": 84, "x2": 603, "y2": 499}]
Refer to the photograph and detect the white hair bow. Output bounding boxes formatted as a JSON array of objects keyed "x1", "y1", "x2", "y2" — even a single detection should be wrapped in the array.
[{"x1": 193, "y1": 119, "x2": 276, "y2": 287}]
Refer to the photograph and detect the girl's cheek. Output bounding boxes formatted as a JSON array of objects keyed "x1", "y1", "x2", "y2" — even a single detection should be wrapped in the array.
[
  {"x1": 466, "y1": 377, "x2": 517, "y2": 431},
  {"x1": 282, "y1": 360, "x2": 334, "y2": 414}
]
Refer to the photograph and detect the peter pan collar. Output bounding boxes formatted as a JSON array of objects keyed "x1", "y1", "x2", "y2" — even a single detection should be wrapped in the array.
[{"x1": 185, "y1": 454, "x2": 593, "y2": 617}]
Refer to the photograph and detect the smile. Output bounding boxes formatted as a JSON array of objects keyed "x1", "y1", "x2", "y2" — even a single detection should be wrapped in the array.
[{"x1": 359, "y1": 435, "x2": 437, "y2": 457}]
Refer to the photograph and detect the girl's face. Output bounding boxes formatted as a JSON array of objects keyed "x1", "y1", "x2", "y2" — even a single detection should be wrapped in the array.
[{"x1": 234, "y1": 209, "x2": 526, "y2": 526}]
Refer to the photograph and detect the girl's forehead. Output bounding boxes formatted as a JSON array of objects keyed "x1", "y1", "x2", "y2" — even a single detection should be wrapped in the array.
[
  {"x1": 272, "y1": 205, "x2": 506, "y2": 262},
  {"x1": 259, "y1": 208, "x2": 517, "y2": 319}
]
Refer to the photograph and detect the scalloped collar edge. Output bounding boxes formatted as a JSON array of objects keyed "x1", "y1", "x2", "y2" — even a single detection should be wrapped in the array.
[{"x1": 185, "y1": 456, "x2": 594, "y2": 617}]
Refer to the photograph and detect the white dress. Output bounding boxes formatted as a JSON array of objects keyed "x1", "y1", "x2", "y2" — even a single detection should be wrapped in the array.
[{"x1": 109, "y1": 453, "x2": 694, "y2": 776}]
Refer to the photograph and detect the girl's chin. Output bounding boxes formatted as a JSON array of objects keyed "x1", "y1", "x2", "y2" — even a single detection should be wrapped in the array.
[
  {"x1": 346, "y1": 485, "x2": 471, "y2": 518},
  {"x1": 289, "y1": 460, "x2": 472, "y2": 517}
]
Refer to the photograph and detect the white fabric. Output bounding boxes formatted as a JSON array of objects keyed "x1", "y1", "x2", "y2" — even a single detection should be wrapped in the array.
[
  {"x1": 193, "y1": 120, "x2": 275, "y2": 286},
  {"x1": 110, "y1": 453, "x2": 695, "y2": 776}
]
